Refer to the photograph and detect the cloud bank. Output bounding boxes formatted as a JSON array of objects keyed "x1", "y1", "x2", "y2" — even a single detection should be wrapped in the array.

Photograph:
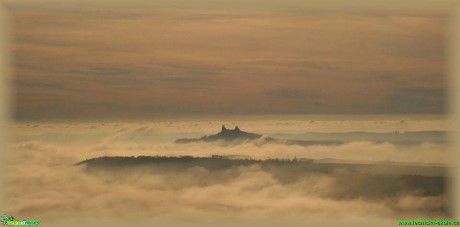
[{"x1": 4, "y1": 119, "x2": 451, "y2": 225}]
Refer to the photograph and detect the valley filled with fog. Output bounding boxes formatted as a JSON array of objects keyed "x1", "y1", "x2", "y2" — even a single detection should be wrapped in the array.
[{"x1": 5, "y1": 116, "x2": 451, "y2": 225}]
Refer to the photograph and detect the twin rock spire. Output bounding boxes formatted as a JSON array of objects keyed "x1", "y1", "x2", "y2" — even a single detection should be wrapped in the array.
[{"x1": 221, "y1": 125, "x2": 240, "y2": 132}]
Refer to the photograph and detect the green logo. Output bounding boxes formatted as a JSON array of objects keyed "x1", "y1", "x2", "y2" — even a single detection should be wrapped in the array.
[
  {"x1": 0, "y1": 215, "x2": 40, "y2": 226},
  {"x1": 0, "y1": 216, "x2": 14, "y2": 225}
]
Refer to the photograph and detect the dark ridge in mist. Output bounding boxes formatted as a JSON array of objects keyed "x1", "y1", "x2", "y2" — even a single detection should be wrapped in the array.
[
  {"x1": 175, "y1": 126, "x2": 447, "y2": 147},
  {"x1": 76, "y1": 155, "x2": 447, "y2": 176},
  {"x1": 76, "y1": 155, "x2": 448, "y2": 212},
  {"x1": 175, "y1": 125, "x2": 263, "y2": 143},
  {"x1": 175, "y1": 125, "x2": 343, "y2": 146}
]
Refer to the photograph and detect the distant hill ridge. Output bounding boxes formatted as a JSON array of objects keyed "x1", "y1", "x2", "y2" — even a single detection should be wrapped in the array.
[
  {"x1": 174, "y1": 125, "x2": 343, "y2": 146},
  {"x1": 174, "y1": 125, "x2": 443, "y2": 147},
  {"x1": 176, "y1": 125, "x2": 262, "y2": 143}
]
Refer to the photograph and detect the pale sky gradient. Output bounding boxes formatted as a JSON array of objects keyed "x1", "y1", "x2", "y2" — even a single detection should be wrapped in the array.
[{"x1": 3, "y1": 0, "x2": 455, "y2": 120}]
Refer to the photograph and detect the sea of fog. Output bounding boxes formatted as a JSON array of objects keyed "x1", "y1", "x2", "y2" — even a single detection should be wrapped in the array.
[{"x1": 4, "y1": 115, "x2": 452, "y2": 226}]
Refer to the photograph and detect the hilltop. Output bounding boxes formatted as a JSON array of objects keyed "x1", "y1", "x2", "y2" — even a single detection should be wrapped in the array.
[
  {"x1": 175, "y1": 125, "x2": 263, "y2": 143},
  {"x1": 175, "y1": 125, "x2": 343, "y2": 146}
]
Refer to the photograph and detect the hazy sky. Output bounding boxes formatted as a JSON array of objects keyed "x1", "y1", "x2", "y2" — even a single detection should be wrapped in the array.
[{"x1": 4, "y1": 0, "x2": 455, "y2": 120}]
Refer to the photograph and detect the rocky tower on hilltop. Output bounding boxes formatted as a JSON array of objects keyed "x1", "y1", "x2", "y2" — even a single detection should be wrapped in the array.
[
  {"x1": 176, "y1": 125, "x2": 263, "y2": 143},
  {"x1": 221, "y1": 125, "x2": 240, "y2": 132}
]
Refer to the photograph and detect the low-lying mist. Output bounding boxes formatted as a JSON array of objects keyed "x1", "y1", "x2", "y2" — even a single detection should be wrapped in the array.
[{"x1": 4, "y1": 119, "x2": 452, "y2": 225}]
